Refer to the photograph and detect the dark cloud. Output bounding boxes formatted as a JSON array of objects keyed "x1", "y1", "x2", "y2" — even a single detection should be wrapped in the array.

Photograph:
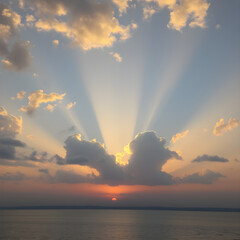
[
  {"x1": 54, "y1": 170, "x2": 88, "y2": 184},
  {"x1": 0, "y1": 172, "x2": 25, "y2": 181},
  {"x1": 55, "y1": 134, "x2": 124, "y2": 185},
  {"x1": 125, "y1": 131, "x2": 181, "y2": 185},
  {"x1": 27, "y1": 151, "x2": 48, "y2": 162},
  {"x1": 0, "y1": 107, "x2": 25, "y2": 162},
  {"x1": 192, "y1": 154, "x2": 229, "y2": 163},
  {"x1": 0, "y1": 143, "x2": 15, "y2": 159},
  {"x1": 38, "y1": 168, "x2": 49, "y2": 174},
  {"x1": 176, "y1": 170, "x2": 224, "y2": 184},
  {"x1": 0, "y1": 3, "x2": 31, "y2": 71},
  {"x1": 0, "y1": 137, "x2": 26, "y2": 147},
  {"x1": 2, "y1": 41, "x2": 32, "y2": 71},
  {"x1": 54, "y1": 132, "x2": 183, "y2": 186}
]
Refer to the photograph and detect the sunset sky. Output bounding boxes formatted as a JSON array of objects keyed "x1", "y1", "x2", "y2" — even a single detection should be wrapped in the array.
[{"x1": 0, "y1": 0, "x2": 239, "y2": 208}]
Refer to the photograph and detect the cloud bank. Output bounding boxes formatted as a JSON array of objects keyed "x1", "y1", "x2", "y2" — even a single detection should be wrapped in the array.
[{"x1": 51, "y1": 131, "x2": 223, "y2": 186}]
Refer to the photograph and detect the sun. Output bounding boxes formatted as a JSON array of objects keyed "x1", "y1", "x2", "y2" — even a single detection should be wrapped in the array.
[{"x1": 112, "y1": 197, "x2": 117, "y2": 201}]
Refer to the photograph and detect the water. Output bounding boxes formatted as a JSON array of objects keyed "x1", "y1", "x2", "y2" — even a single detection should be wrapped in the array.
[{"x1": 0, "y1": 209, "x2": 239, "y2": 240}]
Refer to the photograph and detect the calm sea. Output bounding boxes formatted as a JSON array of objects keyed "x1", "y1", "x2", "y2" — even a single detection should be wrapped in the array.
[{"x1": 0, "y1": 209, "x2": 239, "y2": 240}]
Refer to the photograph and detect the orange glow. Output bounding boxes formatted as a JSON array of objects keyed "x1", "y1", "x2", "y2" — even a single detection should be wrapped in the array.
[{"x1": 112, "y1": 197, "x2": 117, "y2": 201}]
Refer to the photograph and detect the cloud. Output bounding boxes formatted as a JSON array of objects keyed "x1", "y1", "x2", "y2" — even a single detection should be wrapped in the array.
[
  {"x1": 0, "y1": 106, "x2": 22, "y2": 138},
  {"x1": 23, "y1": 0, "x2": 135, "y2": 50},
  {"x1": 112, "y1": 0, "x2": 131, "y2": 15},
  {"x1": 54, "y1": 131, "x2": 182, "y2": 186},
  {"x1": 44, "y1": 103, "x2": 57, "y2": 112},
  {"x1": 124, "y1": 131, "x2": 181, "y2": 185},
  {"x1": 54, "y1": 134, "x2": 124, "y2": 185},
  {"x1": 192, "y1": 154, "x2": 229, "y2": 163},
  {"x1": 67, "y1": 101, "x2": 76, "y2": 109},
  {"x1": 25, "y1": 14, "x2": 36, "y2": 22},
  {"x1": 168, "y1": 0, "x2": 210, "y2": 31},
  {"x1": 20, "y1": 90, "x2": 65, "y2": 114},
  {"x1": 0, "y1": 138, "x2": 26, "y2": 147},
  {"x1": 143, "y1": 0, "x2": 210, "y2": 31},
  {"x1": 109, "y1": 52, "x2": 122, "y2": 62},
  {"x1": 52, "y1": 39, "x2": 59, "y2": 46},
  {"x1": 0, "y1": 3, "x2": 31, "y2": 71},
  {"x1": 0, "y1": 172, "x2": 25, "y2": 181},
  {"x1": 38, "y1": 168, "x2": 49, "y2": 174},
  {"x1": 27, "y1": 151, "x2": 48, "y2": 162},
  {"x1": 11, "y1": 91, "x2": 26, "y2": 100},
  {"x1": 171, "y1": 130, "x2": 189, "y2": 143},
  {"x1": 143, "y1": 6, "x2": 157, "y2": 20},
  {"x1": 178, "y1": 170, "x2": 224, "y2": 184},
  {"x1": 0, "y1": 106, "x2": 25, "y2": 161},
  {"x1": 213, "y1": 118, "x2": 239, "y2": 136}
]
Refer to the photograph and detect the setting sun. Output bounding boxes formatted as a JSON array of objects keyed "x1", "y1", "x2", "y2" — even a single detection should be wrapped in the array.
[{"x1": 112, "y1": 197, "x2": 117, "y2": 201}]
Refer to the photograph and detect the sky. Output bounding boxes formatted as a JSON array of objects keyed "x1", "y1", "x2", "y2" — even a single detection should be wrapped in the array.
[{"x1": 0, "y1": 0, "x2": 239, "y2": 208}]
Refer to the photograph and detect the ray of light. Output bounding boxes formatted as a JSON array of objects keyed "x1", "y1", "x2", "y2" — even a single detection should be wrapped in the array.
[
  {"x1": 142, "y1": 37, "x2": 199, "y2": 131},
  {"x1": 59, "y1": 103, "x2": 89, "y2": 140},
  {"x1": 19, "y1": 118, "x2": 65, "y2": 156},
  {"x1": 76, "y1": 50, "x2": 142, "y2": 154},
  {"x1": 163, "y1": 72, "x2": 240, "y2": 176}
]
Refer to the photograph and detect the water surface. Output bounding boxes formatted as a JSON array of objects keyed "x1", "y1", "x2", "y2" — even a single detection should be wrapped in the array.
[{"x1": 0, "y1": 209, "x2": 239, "y2": 240}]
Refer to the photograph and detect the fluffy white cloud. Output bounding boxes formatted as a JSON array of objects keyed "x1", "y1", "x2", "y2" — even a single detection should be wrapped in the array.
[
  {"x1": 0, "y1": 3, "x2": 31, "y2": 71},
  {"x1": 20, "y1": 90, "x2": 65, "y2": 114},
  {"x1": 23, "y1": 0, "x2": 135, "y2": 50},
  {"x1": 143, "y1": 0, "x2": 210, "y2": 31},
  {"x1": 171, "y1": 129, "x2": 189, "y2": 143},
  {"x1": 213, "y1": 118, "x2": 239, "y2": 136}
]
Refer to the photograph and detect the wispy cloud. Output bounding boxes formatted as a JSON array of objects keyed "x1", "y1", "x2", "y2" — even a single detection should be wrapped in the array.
[
  {"x1": 213, "y1": 118, "x2": 239, "y2": 136},
  {"x1": 171, "y1": 130, "x2": 189, "y2": 143},
  {"x1": 67, "y1": 101, "x2": 76, "y2": 109}
]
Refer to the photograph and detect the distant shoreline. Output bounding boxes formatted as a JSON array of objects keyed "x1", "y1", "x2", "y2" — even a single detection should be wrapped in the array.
[{"x1": 0, "y1": 206, "x2": 239, "y2": 212}]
